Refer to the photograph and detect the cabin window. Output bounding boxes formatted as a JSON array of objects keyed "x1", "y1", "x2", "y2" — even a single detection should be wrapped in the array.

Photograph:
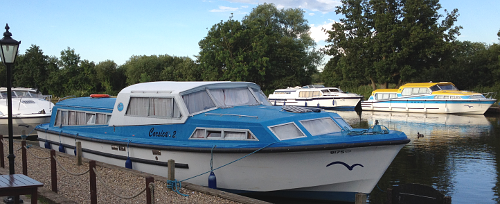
[
  {"x1": 182, "y1": 90, "x2": 216, "y2": 114},
  {"x1": 269, "y1": 122, "x2": 306, "y2": 140},
  {"x1": 299, "y1": 91, "x2": 321, "y2": 98},
  {"x1": 401, "y1": 88, "x2": 430, "y2": 96},
  {"x1": 189, "y1": 128, "x2": 257, "y2": 140},
  {"x1": 438, "y1": 84, "x2": 457, "y2": 90},
  {"x1": 55, "y1": 109, "x2": 111, "y2": 126},
  {"x1": 375, "y1": 93, "x2": 397, "y2": 100},
  {"x1": 126, "y1": 97, "x2": 182, "y2": 118},
  {"x1": 300, "y1": 117, "x2": 341, "y2": 136},
  {"x1": 329, "y1": 89, "x2": 339, "y2": 92},
  {"x1": 252, "y1": 88, "x2": 272, "y2": 106},
  {"x1": 210, "y1": 88, "x2": 259, "y2": 107}
]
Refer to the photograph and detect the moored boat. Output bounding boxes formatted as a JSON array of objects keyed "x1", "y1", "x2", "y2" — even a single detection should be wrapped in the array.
[
  {"x1": 0, "y1": 87, "x2": 54, "y2": 137},
  {"x1": 35, "y1": 81, "x2": 409, "y2": 202},
  {"x1": 361, "y1": 82, "x2": 496, "y2": 114},
  {"x1": 268, "y1": 85, "x2": 363, "y2": 109}
]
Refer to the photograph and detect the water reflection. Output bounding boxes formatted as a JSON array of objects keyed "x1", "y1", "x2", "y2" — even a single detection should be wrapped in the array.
[{"x1": 329, "y1": 110, "x2": 499, "y2": 204}]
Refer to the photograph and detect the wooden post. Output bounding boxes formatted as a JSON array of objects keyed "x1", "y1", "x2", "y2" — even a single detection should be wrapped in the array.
[
  {"x1": 168, "y1": 159, "x2": 175, "y2": 180},
  {"x1": 444, "y1": 196, "x2": 452, "y2": 204},
  {"x1": 50, "y1": 149, "x2": 57, "y2": 193},
  {"x1": 386, "y1": 188, "x2": 393, "y2": 204},
  {"x1": 22, "y1": 140, "x2": 27, "y2": 176},
  {"x1": 0, "y1": 134, "x2": 4, "y2": 168},
  {"x1": 76, "y1": 141, "x2": 82, "y2": 166},
  {"x1": 168, "y1": 159, "x2": 175, "y2": 191},
  {"x1": 89, "y1": 160, "x2": 97, "y2": 204},
  {"x1": 146, "y1": 176, "x2": 154, "y2": 204},
  {"x1": 355, "y1": 192, "x2": 366, "y2": 204}
]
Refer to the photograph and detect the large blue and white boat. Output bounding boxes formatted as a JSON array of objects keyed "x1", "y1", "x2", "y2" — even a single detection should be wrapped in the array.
[{"x1": 36, "y1": 81, "x2": 409, "y2": 202}]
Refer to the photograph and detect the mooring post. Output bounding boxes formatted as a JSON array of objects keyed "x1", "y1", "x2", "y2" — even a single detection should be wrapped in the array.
[
  {"x1": 76, "y1": 141, "x2": 82, "y2": 166},
  {"x1": 386, "y1": 188, "x2": 393, "y2": 204},
  {"x1": 89, "y1": 160, "x2": 97, "y2": 204},
  {"x1": 168, "y1": 159, "x2": 175, "y2": 191},
  {"x1": 355, "y1": 192, "x2": 366, "y2": 204},
  {"x1": 444, "y1": 196, "x2": 452, "y2": 204},
  {"x1": 146, "y1": 176, "x2": 154, "y2": 204},
  {"x1": 50, "y1": 149, "x2": 57, "y2": 193},
  {"x1": 0, "y1": 134, "x2": 4, "y2": 168},
  {"x1": 22, "y1": 140, "x2": 27, "y2": 176}
]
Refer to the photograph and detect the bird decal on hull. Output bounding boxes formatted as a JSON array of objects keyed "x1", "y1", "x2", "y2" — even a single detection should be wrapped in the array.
[{"x1": 326, "y1": 161, "x2": 364, "y2": 171}]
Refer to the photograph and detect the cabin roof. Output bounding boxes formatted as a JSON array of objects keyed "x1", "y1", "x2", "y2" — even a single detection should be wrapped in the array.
[
  {"x1": 57, "y1": 97, "x2": 116, "y2": 110},
  {"x1": 399, "y1": 82, "x2": 454, "y2": 88},
  {"x1": 371, "y1": 89, "x2": 398, "y2": 93},
  {"x1": 119, "y1": 81, "x2": 261, "y2": 95}
]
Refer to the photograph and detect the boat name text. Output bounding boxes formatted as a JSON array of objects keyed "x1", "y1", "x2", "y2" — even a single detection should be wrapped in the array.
[{"x1": 149, "y1": 128, "x2": 176, "y2": 138}]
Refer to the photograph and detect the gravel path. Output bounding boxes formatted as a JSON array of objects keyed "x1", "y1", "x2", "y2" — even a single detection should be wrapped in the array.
[{"x1": 0, "y1": 139, "x2": 254, "y2": 204}]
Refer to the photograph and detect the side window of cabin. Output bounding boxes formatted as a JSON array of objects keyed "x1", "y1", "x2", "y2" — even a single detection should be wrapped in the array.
[
  {"x1": 299, "y1": 91, "x2": 321, "y2": 98},
  {"x1": 252, "y1": 88, "x2": 272, "y2": 106},
  {"x1": 210, "y1": 88, "x2": 259, "y2": 107},
  {"x1": 126, "y1": 97, "x2": 182, "y2": 118},
  {"x1": 55, "y1": 109, "x2": 111, "y2": 126},
  {"x1": 182, "y1": 91, "x2": 216, "y2": 114},
  {"x1": 401, "y1": 88, "x2": 412, "y2": 96},
  {"x1": 189, "y1": 128, "x2": 258, "y2": 141}
]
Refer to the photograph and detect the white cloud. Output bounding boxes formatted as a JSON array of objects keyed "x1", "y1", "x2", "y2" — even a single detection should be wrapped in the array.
[
  {"x1": 309, "y1": 19, "x2": 336, "y2": 42},
  {"x1": 210, "y1": 6, "x2": 240, "y2": 12},
  {"x1": 225, "y1": 0, "x2": 341, "y2": 13},
  {"x1": 309, "y1": 13, "x2": 315, "y2": 16}
]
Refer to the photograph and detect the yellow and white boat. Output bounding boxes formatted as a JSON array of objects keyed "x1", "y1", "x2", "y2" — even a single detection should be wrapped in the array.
[{"x1": 360, "y1": 82, "x2": 496, "y2": 114}]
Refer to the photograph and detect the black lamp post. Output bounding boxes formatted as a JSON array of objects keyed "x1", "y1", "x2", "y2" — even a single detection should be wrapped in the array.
[{"x1": 0, "y1": 23, "x2": 21, "y2": 176}]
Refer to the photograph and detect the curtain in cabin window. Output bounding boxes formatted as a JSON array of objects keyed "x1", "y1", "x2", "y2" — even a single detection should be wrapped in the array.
[
  {"x1": 182, "y1": 91, "x2": 216, "y2": 114},
  {"x1": 127, "y1": 97, "x2": 149, "y2": 116},
  {"x1": 96, "y1": 113, "x2": 108, "y2": 124},
  {"x1": 210, "y1": 88, "x2": 258, "y2": 107},
  {"x1": 76, "y1": 112, "x2": 87, "y2": 125},
  {"x1": 252, "y1": 88, "x2": 271, "y2": 106}
]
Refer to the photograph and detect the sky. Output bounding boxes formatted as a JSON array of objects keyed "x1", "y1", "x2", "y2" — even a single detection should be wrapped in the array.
[{"x1": 1, "y1": 0, "x2": 499, "y2": 66}]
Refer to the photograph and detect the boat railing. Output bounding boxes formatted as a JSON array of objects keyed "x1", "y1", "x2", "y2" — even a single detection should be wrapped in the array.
[
  {"x1": 482, "y1": 92, "x2": 497, "y2": 99},
  {"x1": 204, "y1": 113, "x2": 259, "y2": 119},
  {"x1": 58, "y1": 95, "x2": 76, "y2": 102}
]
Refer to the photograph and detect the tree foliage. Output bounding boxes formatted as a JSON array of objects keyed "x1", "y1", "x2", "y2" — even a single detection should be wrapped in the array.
[
  {"x1": 198, "y1": 3, "x2": 323, "y2": 92},
  {"x1": 323, "y1": 0, "x2": 461, "y2": 89}
]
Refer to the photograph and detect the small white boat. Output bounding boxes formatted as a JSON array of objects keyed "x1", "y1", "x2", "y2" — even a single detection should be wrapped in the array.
[
  {"x1": 0, "y1": 87, "x2": 54, "y2": 136},
  {"x1": 36, "y1": 81, "x2": 408, "y2": 202},
  {"x1": 268, "y1": 85, "x2": 363, "y2": 109},
  {"x1": 361, "y1": 82, "x2": 497, "y2": 114}
]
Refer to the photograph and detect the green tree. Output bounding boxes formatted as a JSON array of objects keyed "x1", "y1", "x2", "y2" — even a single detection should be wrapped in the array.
[
  {"x1": 45, "y1": 56, "x2": 63, "y2": 97},
  {"x1": 95, "y1": 60, "x2": 127, "y2": 95},
  {"x1": 323, "y1": 0, "x2": 461, "y2": 89},
  {"x1": 13, "y1": 45, "x2": 50, "y2": 93},
  {"x1": 198, "y1": 3, "x2": 323, "y2": 92}
]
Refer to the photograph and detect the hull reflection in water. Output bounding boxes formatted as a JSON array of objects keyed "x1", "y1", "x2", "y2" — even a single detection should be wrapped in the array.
[{"x1": 360, "y1": 112, "x2": 491, "y2": 139}]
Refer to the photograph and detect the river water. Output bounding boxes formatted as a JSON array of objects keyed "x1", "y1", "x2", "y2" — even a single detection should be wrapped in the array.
[
  {"x1": 252, "y1": 110, "x2": 499, "y2": 204},
  {"x1": 337, "y1": 110, "x2": 499, "y2": 204}
]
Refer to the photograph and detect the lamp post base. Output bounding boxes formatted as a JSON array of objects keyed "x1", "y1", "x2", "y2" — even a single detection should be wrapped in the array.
[{"x1": 3, "y1": 196, "x2": 23, "y2": 204}]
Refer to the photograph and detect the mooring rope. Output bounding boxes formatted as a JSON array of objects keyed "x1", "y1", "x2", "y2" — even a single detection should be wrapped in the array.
[
  {"x1": 25, "y1": 146, "x2": 50, "y2": 159},
  {"x1": 167, "y1": 179, "x2": 188, "y2": 197},
  {"x1": 93, "y1": 167, "x2": 151, "y2": 200},
  {"x1": 52, "y1": 155, "x2": 90, "y2": 176},
  {"x1": 180, "y1": 142, "x2": 277, "y2": 183}
]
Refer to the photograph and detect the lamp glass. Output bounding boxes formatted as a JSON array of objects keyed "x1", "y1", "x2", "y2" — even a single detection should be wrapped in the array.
[{"x1": 0, "y1": 44, "x2": 18, "y2": 64}]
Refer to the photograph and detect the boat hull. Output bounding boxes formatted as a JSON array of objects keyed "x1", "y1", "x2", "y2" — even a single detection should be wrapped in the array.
[
  {"x1": 361, "y1": 99, "x2": 495, "y2": 114},
  {"x1": 270, "y1": 97, "x2": 362, "y2": 109},
  {"x1": 38, "y1": 131, "x2": 406, "y2": 202},
  {"x1": 0, "y1": 115, "x2": 50, "y2": 137}
]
